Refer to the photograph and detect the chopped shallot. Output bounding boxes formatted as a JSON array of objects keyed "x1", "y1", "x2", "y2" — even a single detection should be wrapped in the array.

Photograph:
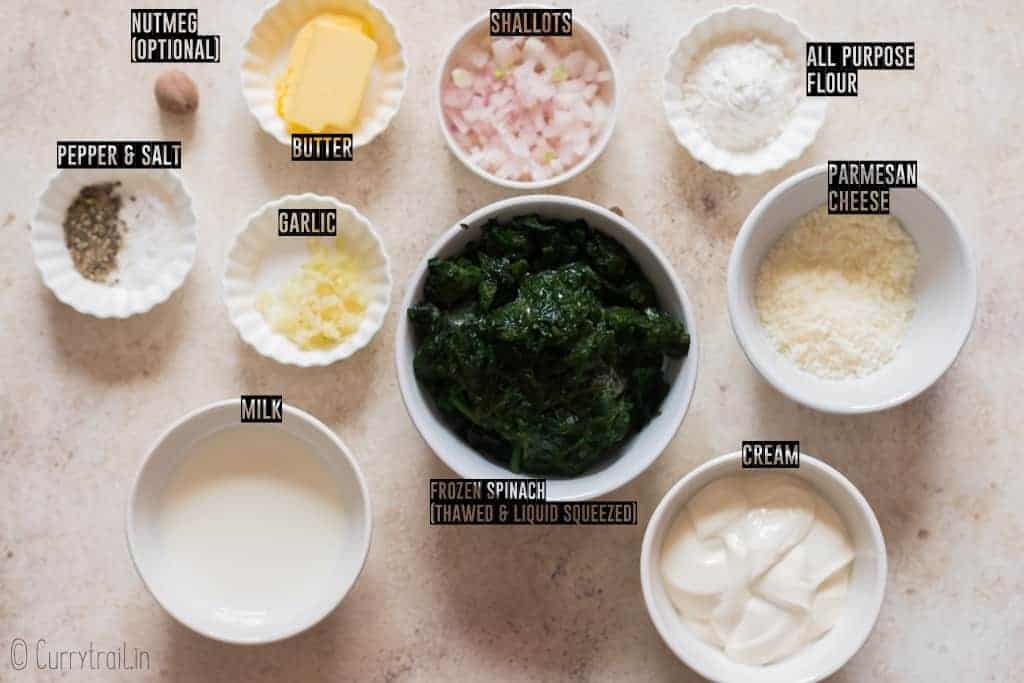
[{"x1": 442, "y1": 35, "x2": 612, "y2": 183}]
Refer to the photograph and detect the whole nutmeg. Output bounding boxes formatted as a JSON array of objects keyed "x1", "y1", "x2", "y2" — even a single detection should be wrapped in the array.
[{"x1": 154, "y1": 69, "x2": 198, "y2": 114}]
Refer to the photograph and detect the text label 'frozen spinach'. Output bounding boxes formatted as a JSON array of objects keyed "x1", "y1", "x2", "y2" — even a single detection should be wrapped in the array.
[{"x1": 429, "y1": 478, "x2": 636, "y2": 525}]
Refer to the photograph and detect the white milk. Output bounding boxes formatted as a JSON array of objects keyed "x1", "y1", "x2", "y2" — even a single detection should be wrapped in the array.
[{"x1": 155, "y1": 425, "x2": 346, "y2": 627}]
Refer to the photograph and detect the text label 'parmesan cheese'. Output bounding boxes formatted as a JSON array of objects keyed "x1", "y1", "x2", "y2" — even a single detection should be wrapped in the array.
[{"x1": 827, "y1": 160, "x2": 917, "y2": 214}]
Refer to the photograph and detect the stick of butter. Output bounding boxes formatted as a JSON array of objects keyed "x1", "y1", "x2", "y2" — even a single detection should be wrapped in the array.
[{"x1": 276, "y1": 14, "x2": 378, "y2": 133}]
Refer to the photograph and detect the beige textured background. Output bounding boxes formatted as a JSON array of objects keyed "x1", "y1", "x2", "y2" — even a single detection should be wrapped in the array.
[{"x1": 2, "y1": 0, "x2": 1022, "y2": 680}]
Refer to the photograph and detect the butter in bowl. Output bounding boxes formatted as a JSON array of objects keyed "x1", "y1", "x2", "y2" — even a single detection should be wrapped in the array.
[{"x1": 241, "y1": 0, "x2": 408, "y2": 148}]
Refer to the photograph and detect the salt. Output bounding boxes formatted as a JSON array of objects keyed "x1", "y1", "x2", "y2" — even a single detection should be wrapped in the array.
[{"x1": 115, "y1": 176, "x2": 191, "y2": 290}]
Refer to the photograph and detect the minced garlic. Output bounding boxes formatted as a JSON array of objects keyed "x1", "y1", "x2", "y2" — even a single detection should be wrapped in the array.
[{"x1": 257, "y1": 237, "x2": 368, "y2": 350}]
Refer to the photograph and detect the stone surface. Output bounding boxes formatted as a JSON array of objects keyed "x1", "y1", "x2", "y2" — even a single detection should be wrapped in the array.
[{"x1": 2, "y1": 1, "x2": 1022, "y2": 681}]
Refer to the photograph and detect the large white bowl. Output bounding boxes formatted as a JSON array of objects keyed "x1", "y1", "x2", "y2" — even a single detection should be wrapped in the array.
[
  {"x1": 395, "y1": 195, "x2": 699, "y2": 501},
  {"x1": 727, "y1": 164, "x2": 977, "y2": 413},
  {"x1": 436, "y1": 4, "x2": 620, "y2": 190},
  {"x1": 126, "y1": 399, "x2": 372, "y2": 644},
  {"x1": 641, "y1": 451, "x2": 887, "y2": 683}
]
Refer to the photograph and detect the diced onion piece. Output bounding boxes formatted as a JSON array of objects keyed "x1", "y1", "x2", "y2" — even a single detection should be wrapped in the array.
[
  {"x1": 441, "y1": 35, "x2": 611, "y2": 182},
  {"x1": 451, "y1": 68, "x2": 472, "y2": 88}
]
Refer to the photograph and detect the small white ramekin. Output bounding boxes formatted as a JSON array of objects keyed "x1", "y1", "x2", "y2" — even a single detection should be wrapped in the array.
[
  {"x1": 126, "y1": 398, "x2": 372, "y2": 645},
  {"x1": 223, "y1": 194, "x2": 391, "y2": 367},
  {"x1": 436, "y1": 4, "x2": 620, "y2": 190},
  {"x1": 664, "y1": 5, "x2": 827, "y2": 175},
  {"x1": 641, "y1": 451, "x2": 887, "y2": 683},
  {"x1": 31, "y1": 169, "x2": 197, "y2": 318},
  {"x1": 395, "y1": 195, "x2": 699, "y2": 502},
  {"x1": 727, "y1": 164, "x2": 977, "y2": 414},
  {"x1": 241, "y1": 0, "x2": 408, "y2": 148}
]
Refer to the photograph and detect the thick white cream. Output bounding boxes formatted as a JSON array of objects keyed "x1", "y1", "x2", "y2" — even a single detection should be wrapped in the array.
[
  {"x1": 661, "y1": 474, "x2": 854, "y2": 665},
  {"x1": 155, "y1": 425, "x2": 346, "y2": 628}
]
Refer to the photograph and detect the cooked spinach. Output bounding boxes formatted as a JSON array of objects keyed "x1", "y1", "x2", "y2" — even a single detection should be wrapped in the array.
[{"x1": 409, "y1": 214, "x2": 690, "y2": 476}]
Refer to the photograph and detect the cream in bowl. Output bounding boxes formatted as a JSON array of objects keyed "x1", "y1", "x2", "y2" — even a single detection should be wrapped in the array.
[
  {"x1": 641, "y1": 451, "x2": 886, "y2": 682},
  {"x1": 437, "y1": 6, "x2": 618, "y2": 189},
  {"x1": 661, "y1": 473, "x2": 853, "y2": 665},
  {"x1": 127, "y1": 399, "x2": 372, "y2": 644}
]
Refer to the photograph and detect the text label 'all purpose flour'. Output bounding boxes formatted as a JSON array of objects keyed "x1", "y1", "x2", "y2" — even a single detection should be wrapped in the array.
[{"x1": 806, "y1": 42, "x2": 915, "y2": 96}]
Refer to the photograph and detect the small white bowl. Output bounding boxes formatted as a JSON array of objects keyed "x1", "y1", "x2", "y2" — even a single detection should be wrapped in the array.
[
  {"x1": 664, "y1": 6, "x2": 827, "y2": 175},
  {"x1": 241, "y1": 0, "x2": 408, "y2": 148},
  {"x1": 436, "y1": 4, "x2": 620, "y2": 190},
  {"x1": 126, "y1": 398, "x2": 372, "y2": 644},
  {"x1": 727, "y1": 164, "x2": 977, "y2": 413},
  {"x1": 31, "y1": 169, "x2": 197, "y2": 318},
  {"x1": 224, "y1": 193, "x2": 391, "y2": 367},
  {"x1": 641, "y1": 451, "x2": 887, "y2": 683},
  {"x1": 395, "y1": 195, "x2": 699, "y2": 501}
]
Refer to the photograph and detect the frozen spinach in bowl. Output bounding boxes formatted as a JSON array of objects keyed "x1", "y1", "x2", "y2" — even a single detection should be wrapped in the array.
[{"x1": 407, "y1": 214, "x2": 690, "y2": 477}]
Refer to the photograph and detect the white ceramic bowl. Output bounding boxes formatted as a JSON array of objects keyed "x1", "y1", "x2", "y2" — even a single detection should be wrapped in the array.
[
  {"x1": 395, "y1": 195, "x2": 699, "y2": 501},
  {"x1": 241, "y1": 0, "x2": 407, "y2": 148},
  {"x1": 31, "y1": 169, "x2": 197, "y2": 318},
  {"x1": 727, "y1": 164, "x2": 977, "y2": 413},
  {"x1": 641, "y1": 451, "x2": 887, "y2": 683},
  {"x1": 223, "y1": 193, "x2": 391, "y2": 367},
  {"x1": 126, "y1": 399, "x2": 372, "y2": 644},
  {"x1": 664, "y1": 6, "x2": 827, "y2": 175},
  {"x1": 436, "y1": 4, "x2": 619, "y2": 190}
]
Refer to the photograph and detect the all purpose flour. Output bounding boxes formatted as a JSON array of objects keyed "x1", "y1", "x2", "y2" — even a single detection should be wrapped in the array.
[{"x1": 680, "y1": 36, "x2": 800, "y2": 152}]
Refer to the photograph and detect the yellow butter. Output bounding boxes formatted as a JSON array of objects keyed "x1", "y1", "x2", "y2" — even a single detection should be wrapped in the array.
[{"x1": 275, "y1": 14, "x2": 378, "y2": 133}]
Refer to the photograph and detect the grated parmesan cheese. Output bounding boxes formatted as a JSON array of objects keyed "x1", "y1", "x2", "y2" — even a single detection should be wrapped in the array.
[{"x1": 754, "y1": 206, "x2": 919, "y2": 379}]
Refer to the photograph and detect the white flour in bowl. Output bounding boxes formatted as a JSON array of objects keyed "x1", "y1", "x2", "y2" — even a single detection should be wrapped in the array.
[{"x1": 680, "y1": 36, "x2": 800, "y2": 152}]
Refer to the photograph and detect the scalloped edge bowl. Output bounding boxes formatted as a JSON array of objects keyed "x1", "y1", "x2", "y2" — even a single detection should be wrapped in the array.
[
  {"x1": 223, "y1": 194, "x2": 391, "y2": 367},
  {"x1": 663, "y1": 5, "x2": 827, "y2": 175},
  {"x1": 31, "y1": 169, "x2": 197, "y2": 318},
  {"x1": 241, "y1": 0, "x2": 408, "y2": 147}
]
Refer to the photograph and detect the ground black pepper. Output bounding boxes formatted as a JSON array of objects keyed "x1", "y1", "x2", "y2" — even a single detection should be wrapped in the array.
[{"x1": 63, "y1": 182, "x2": 124, "y2": 283}]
